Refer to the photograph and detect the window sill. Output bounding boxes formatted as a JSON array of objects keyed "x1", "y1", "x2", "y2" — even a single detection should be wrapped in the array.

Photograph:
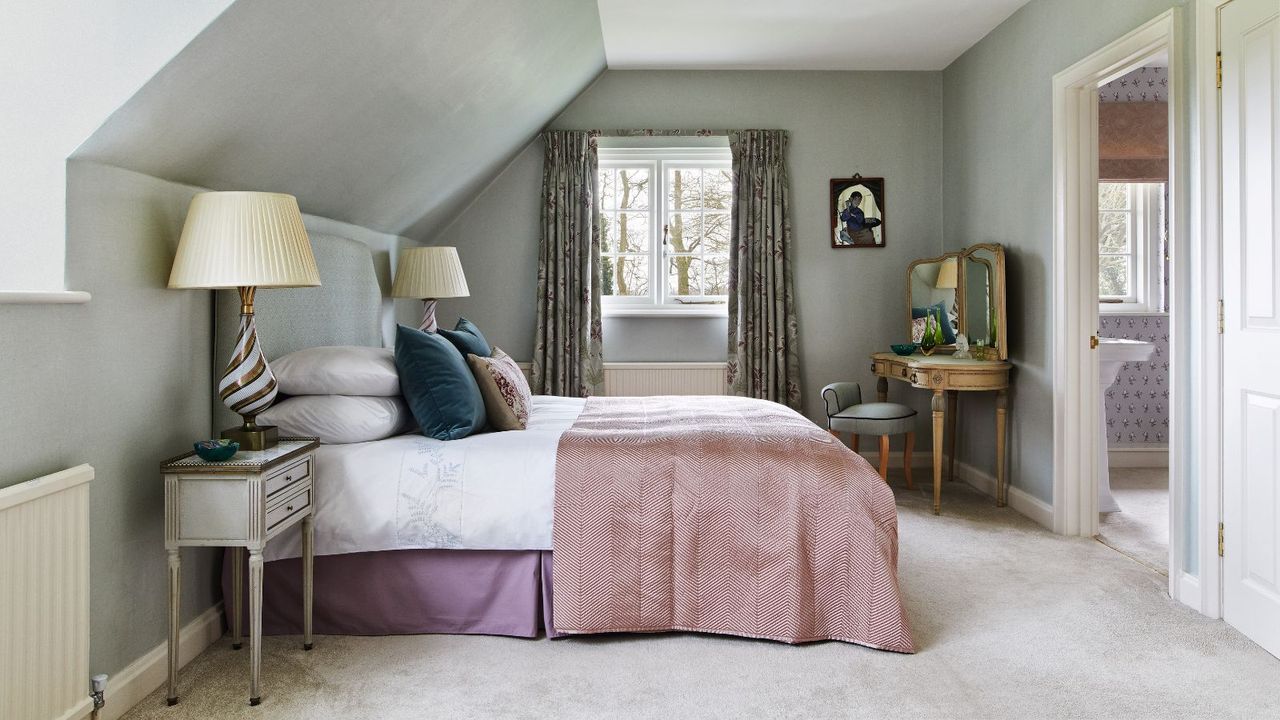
[
  {"x1": 1099, "y1": 305, "x2": 1165, "y2": 315},
  {"x1": 603, "y1": 306, "x2": 727, "y2": 319},
  {"x1": 0, "y1": 290, "x2": 91, "y2": 305}
]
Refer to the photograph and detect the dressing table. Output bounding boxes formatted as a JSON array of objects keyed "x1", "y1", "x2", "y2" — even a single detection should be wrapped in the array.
[{"x1": 872, "y1": 243, "x2": 1012, "y2": 515}]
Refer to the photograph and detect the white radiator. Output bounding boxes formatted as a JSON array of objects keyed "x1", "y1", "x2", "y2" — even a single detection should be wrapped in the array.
[
  {"x1": 517, "y1": 362, "x2": 731, "y2": 396},
  {"x1": 602, "y1": 362, "x2": 729, "y2": 396},
  {"x1": 0, "y1": 464, "x2": 94, "y2": 720}
]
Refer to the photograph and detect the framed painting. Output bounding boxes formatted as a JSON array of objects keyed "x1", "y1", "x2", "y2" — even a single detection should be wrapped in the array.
[{"x1": 830, "y1": 175, "x2": 885, "y2": 248}]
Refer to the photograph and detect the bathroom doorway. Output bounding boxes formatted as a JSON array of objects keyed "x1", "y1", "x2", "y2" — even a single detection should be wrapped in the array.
[
  {"x1": 1092, "y1": 60, "x2": 1172, "y2": 574},
  {"x1": 1049, "y1": 9, "x2": 1200, "y2": 609}
]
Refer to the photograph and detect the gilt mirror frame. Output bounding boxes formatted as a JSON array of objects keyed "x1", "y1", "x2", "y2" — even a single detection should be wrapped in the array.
[
  {"x1": 906, "y1": 251, "x2": 964, "y2": 354},
  {"x1": 905, "y1": 242, "x2": 1008, "y2": 360}
]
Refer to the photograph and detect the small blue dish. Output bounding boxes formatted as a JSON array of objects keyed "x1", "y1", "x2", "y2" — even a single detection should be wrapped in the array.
[
  {"x1": 194, "y1": 439, "x2": 239, "y2": 462},
  {"x1": 891, "y1": 343, "x2": 918, "y2": 356}
]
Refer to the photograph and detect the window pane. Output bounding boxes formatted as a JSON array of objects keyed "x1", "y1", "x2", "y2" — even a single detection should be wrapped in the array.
[
  {"x1": 668, "y1": 256, "x2": 702, "y2": 296},
  {"x1": 598, "y1": 170, "x2": 617, "y2": 211},
  {"x1": 1099, "y1": 255, "x2": 1130, "y2": 297},
  {"x1": 617, "y1": 212, "x2": 648, "y2": 253},
  {"x1": 615, "y1": 256, "x2": 648, "y2": 297},
  {"x1": 1099, "y1": 182, "x2": 1128, "y2": 210},
  {"x1": 704, "y1": 170, "x2": 732, "y2": 210},
  {"x1": 704, "y1": 255, "x2": 729, "y2": 295},
  {"x1": 667, "y1": 213, "x2": 702, "y2": 253},
  {"x1": 668, "y1": 169, "x2": 702, "y2": 210},
  {"x1": 600, "y1": 214, "x2": 616, "y2": 253},
  {"x1": 1099, "y1": 211, "x2": 1129, "y2": 253},
  {"x1": 618, "y1": 169, "x2": 649, "y2": 210},
  {"x1": 703, "y1": 213, "x2": 730, "y2": 254},
  {"x1": 601, "y1": 256, "x2": 614, "y2": 296}
]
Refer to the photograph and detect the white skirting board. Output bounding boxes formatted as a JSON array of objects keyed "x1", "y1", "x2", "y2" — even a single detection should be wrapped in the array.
[
  {"x1": 75, "y1": 604, "x2": 225, "y2": 720},
  {"x1": 1107, "y1": 446, "x2": 1169, "y2": 468},
  {"x1": 855, "y1": 450, "x2": 1054, "y2": 529}
]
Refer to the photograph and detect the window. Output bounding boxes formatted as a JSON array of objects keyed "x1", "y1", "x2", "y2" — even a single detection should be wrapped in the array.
[
  {"x1": 598, "y1": 147, "x2": 731, "y2": 315},
  {"x1": 1098, "y1": 181, "x2": 1164, "y2": 312}
]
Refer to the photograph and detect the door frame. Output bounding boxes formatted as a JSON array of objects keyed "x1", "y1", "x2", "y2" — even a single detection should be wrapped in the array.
[
  {"x1": 1187, "y1": 0, "x2": 1231, "y2": 620},
  {"x1": 1050, "y1": 8, "x2": 1215, "y2": 612}
]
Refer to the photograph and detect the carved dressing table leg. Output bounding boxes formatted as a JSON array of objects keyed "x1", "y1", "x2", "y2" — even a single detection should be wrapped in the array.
[
  {"x1": 877, "y1": 376, "x2": 888, "y2": 403},
  {"x1": 248, "y1": 549, "x2": 264, "y2": 706},
  {"x1": 947, "y1": 390, "x2": 958, "y2": 481},
  {"x1": 302, "y1": 514, "x2": 314, "y2": 651},
  {"x1": 166, "y1": 549, "x2": 180, "y2": 706},
  {"x1": 931, "y1": 389, "x2": 945, "y2": 514},
  {"x1": 231, "y1": 546, "x2": 243, "y2": 650},
  {"x1": 996, "y1": 389, "x2": 1009, "y2": 507}
]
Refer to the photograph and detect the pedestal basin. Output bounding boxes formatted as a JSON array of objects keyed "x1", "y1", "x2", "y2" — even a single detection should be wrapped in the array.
[{"x1": 1098, "y1": 337, "x2": 1156, "y2": 513}]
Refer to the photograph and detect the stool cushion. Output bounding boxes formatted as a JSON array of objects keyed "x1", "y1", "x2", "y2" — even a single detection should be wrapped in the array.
[{"x1": 829, "y1": 402, "x2": 917, "y2": 436}]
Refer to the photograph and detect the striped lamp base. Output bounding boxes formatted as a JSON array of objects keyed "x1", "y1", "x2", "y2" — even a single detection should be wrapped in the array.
[
  {"x1": 419, "y1": 299, "x2": 439, "y2": 333},
  {"x1": 219, "y1": 310, "x2": 278, "y2": 425}
]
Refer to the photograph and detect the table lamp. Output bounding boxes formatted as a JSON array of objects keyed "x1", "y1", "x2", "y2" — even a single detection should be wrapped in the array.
[
  {"x1": 935, "y1": 257, "x2": 958, "y2": 289},
  {"x1": 391, "y1": 247, "x2": 470, "y2": 332},
  {"x1": 168, "y1": 191, "x2": 320, "y2": 450}
]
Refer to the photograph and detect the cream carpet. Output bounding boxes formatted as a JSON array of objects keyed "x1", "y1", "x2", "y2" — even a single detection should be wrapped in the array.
[
  {"x1": 1098, "y1": 467, "x2": 1169, "y2": 574},
  {"x1": 123, "y1": 475, "x2": 1278, "y2": 720}
]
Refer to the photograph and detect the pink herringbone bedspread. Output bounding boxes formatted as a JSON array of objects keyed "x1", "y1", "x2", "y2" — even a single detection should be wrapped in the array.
[{"x1": 551, "y1": 396, "x2": 914, "y2": 652}]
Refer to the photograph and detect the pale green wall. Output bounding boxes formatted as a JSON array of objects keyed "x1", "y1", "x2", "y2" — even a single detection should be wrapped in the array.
[
  {"x1": 438, "y1": 70, "x2": 946, "y2": 427},
  {"x1": 942, "y1": 0, "x2": 1193, "y2": 507},
  {"x1": 0, "y1": 160, "x2": 417, "y2": 680},
  {"x1": 0, "y1": 161, "x2": 218, "y2": 678}
]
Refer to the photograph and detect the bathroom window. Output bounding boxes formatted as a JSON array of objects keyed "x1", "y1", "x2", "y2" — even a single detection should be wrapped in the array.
[{"x1": 1098, "y1": 182, "x2": 1164, "y2": 312}]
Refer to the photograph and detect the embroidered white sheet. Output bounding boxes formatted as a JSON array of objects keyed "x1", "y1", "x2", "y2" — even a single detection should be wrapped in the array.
[{"x1": 265, "y1": 395, "x2": 585, "y2": 561}]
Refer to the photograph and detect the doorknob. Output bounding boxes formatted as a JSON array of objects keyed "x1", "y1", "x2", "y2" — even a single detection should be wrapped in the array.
[{"x1": 1090, "y1": 335, "x2": 1099, "y2": 350}]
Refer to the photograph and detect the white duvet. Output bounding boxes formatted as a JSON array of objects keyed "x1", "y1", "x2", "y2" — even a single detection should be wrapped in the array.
[{"x1": 265, "y1": 395, "x2": 584, "y2": 561}]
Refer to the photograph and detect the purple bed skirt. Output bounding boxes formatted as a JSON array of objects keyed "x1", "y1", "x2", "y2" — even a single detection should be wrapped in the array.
[{"x1": 221, "y1": 549, "x2": 559, "y2": 638}]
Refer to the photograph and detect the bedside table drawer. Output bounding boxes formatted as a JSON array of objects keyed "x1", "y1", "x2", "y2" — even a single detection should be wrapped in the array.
[
  {"x1": 266, "y1": 485, "x2": 312, "y2": 536},
  {"x1": 265, "y1": 456, "x2": 311, "y2": 500}
]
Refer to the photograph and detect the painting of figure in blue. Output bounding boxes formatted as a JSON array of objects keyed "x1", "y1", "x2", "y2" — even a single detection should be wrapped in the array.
[{"x1": 830, "y1": 176, "x2": 885, "y2": 248}]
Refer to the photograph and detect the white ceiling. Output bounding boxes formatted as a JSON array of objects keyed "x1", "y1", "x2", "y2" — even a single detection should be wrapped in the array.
[{"x1": 596, "y1": 0, "x2": 1031, "y2": 71}]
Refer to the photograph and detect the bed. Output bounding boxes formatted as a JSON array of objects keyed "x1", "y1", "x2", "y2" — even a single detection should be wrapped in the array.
[{"x1": 218, "y1": 234, "x2": 913, "y2": 652}]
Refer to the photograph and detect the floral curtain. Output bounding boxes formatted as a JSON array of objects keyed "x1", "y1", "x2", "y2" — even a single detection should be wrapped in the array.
[
  {"x1": 727, "y1": 130, "x2": 801, "y2": 409},
  {"x1": 531, "y1": 130, "x2": 604, "y2": 396}
]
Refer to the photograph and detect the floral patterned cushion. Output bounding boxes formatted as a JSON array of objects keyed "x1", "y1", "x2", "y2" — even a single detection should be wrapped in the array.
[{"x1": 466, "y1": 346, "x2": 531, "y2": 431}]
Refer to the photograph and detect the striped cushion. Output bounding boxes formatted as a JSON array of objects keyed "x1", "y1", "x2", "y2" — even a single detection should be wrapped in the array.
[{"x1": 467, "y1": 346, "x2": 531, "y2": 431}]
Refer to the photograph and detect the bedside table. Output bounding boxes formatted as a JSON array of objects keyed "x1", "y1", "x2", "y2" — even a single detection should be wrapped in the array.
[{"x1": 162, "y1": 437, "x2": 319, "y2": 707}]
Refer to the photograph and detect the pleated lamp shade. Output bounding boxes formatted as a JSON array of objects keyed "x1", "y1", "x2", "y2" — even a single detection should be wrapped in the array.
[
  {"x1": 168, "y1": 192, "x2": 320, "y2": 289},
  {"x1": 934, "y1": 257, "x2": 958, "y2": 290},
  {"x1": 391, "y1": 247, "x2": 470, "y2": 299}
]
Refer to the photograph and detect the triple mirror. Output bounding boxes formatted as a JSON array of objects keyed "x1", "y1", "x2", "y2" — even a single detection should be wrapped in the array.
[{"x1": 906, "y1": 243, "x2": 1008, "y2": 359}]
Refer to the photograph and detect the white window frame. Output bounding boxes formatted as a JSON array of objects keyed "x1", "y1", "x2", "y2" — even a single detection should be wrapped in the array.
[
  {"x1": 1098, "y1": 181, "x2": 1164, "y2": 313},
  {"x1": 598, "y1": 147, "x2": 731, "y2": 317}
]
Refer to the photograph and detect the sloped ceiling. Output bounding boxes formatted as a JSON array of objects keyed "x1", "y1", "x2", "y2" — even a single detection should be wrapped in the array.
[{"x1": 74, "y1": 0, "x2": 605, "y2": 240}]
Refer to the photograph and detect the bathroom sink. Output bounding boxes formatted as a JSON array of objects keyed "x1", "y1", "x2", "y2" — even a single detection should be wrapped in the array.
[
  {"x1": 1097, "y1": 337, "x2": 1156, "y2": 513},
  {"x1": 1097, "y1": 336, "x2": 1156, "y2": 363}
]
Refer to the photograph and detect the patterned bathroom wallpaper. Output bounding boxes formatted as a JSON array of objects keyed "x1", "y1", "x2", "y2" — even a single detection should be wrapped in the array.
[
  {"x1": 1099, "y1": 66, "x2": 1167, "y2": 103},
  {"x1": 1100, "y1": 314, "x2": 1169, "y2": 447}
]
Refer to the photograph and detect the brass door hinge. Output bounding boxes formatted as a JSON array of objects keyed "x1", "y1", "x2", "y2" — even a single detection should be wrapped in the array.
[
  {"x1": 1218, "y1": 299, "x2": 1225, "y2": 334},
  {"x1": 1217, "y1": 52, "x2": 1223, "y2": 89},
  {"x1": 1090, "y1": 335, "x2": 1099, "y2": 350},
  {"x1": 1218, "y1": 522, "x2": 1225, "y2": 557}
]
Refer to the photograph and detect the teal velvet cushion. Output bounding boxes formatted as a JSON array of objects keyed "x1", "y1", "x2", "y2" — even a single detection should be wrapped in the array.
[
  {"x1": 438, "y1": 317, "x2": 492, "y2": 358},
  {"x1": 395, "y1": 324, "x2": 487, "y2": 440}
]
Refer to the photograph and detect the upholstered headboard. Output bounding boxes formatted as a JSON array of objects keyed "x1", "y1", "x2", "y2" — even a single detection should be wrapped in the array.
[{"x1": 213, "y1": 232, "x2": 384, "y2": 430}]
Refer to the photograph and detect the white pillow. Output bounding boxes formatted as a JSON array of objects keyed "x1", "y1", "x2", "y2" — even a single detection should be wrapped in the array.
[
  {"x1": 257, "y1": 395, "x2": 413, "y2": 445},
  {"x1": 272, "y1": 346, "x2": 400, "y2": 397}
]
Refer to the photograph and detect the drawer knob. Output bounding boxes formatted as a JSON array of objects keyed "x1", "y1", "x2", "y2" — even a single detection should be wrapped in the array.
[{"x1": 901, "y1": 368, "x2": 908, "y2": 377}]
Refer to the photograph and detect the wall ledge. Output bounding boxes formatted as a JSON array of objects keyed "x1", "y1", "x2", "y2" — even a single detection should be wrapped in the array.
[{"x1": 0, "y1": 290, "x2": 91, "y2": 304}]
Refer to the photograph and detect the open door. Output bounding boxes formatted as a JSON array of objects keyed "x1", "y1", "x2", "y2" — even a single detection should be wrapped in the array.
[{"x1": 1220, "y1": 0, "x2": 1280, "y2": 659}]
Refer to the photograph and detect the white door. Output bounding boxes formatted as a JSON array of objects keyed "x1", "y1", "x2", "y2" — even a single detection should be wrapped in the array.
[{"x1": 1221, "y1": 0, "x2": 1280, "y2": 659}]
